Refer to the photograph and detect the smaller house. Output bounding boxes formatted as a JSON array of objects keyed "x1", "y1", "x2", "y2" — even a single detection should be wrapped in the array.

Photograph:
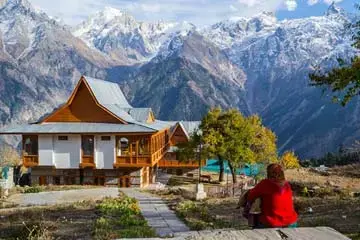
[{"x1": 0, "y1": 76, "x2": 204, "y2": 187}]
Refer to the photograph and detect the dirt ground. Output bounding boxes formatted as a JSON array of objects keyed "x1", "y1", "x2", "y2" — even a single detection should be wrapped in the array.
[
  {"x1": 0, "y1": 201, "x2": 98, "y2": 240},
  {"x1": 153, "y1": 165, "x2": 360, "y2": 239},
  {"x1": 285, "y1": 167, "x2": 360, "y2": 191}
]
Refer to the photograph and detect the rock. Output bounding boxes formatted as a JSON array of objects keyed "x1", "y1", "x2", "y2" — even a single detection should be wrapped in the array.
[
  {"x1": 195, "y1": 183, "x2": 207, "y2": 200},
  {"x1": 312, "y1": 186, "x2": 321, "y2": 190},
  {"x1": 350, "y1": 192, "x2": 360, "y2": 198},
  {"x1": 326, "y1": 180, "x2": 336, "y2": 186}
]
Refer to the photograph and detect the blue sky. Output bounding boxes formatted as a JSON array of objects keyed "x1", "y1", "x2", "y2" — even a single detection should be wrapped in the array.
[
  {"x1": 277, "y1": 0, "x2": 356, "y2": 20},
  {"x1": 28, "y1": 0, "x2": 357, "y2": 26}
]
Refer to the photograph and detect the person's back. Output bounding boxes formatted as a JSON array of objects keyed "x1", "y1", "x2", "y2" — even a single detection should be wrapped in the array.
[{"x1": 247, "y1": 164, "x2": 298, "y2": 228}]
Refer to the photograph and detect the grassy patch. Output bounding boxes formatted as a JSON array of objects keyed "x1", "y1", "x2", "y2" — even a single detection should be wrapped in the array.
[
  {"x1": 11, "y1": 185, "x2": 101, "y2": 195},
  {"x1": 93, "y1": 194, "x2": 157, "y2": 239}
]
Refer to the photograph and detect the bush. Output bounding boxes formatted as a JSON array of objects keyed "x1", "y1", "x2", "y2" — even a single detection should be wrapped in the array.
[
  {"x1": 24, "y1": 186, "x2": 42, "y2": 194},
  {"x1": 117, "y1": 227, "x2": 156, "y2": 238},
  {"x1": 93, "y1": 196, "x2": 156, "y2": 239},
  {"x1": 96, "y1": 197, "x2": 140, "y2": 216},
  {"x1": 281, "y1": 151, "x2": 300, "y2": 169}
]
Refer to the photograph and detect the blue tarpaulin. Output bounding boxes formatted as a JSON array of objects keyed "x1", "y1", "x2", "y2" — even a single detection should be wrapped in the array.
[{"x1": 201, "y1": 159, "x2": 261, "y2": 176}]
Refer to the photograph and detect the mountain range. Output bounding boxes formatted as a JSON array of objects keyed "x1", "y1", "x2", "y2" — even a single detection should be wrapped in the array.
[{"x1": 0, "y1": 0, "x2": 358, "y2": 158}]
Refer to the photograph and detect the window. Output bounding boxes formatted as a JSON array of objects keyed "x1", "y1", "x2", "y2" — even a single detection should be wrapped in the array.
[
  {"x1": 23, "y1": 135, "x2": 38, "y2": 156},
  {"x1": 101, "y1": 136, "x2": 111, "y2": 141},
  {"x1": 117, "y1": 137, "x2": 129, "y2": 156},
  {"x1": 58, "y1": 136, "x2": 68, "y2": 141},
  {"x1": 139, "y1": 138, "x2": 149, "y2": 155},
  {"x1": 82, "y1": 135, "x2": 94, "y2": 157}
]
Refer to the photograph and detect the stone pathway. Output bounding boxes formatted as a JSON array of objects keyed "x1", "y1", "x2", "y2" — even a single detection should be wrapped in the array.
[
  {"x1": 116, "y1": 227, "x2": 351, "y2": 240},
  {"x1": 121, "y1": 188, "x2": 190, "y2": 237}
]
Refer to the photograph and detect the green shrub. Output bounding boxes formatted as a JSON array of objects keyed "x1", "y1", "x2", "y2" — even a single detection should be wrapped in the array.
[
  {"x1": 97, "y1": 197, "x2": 140, "y2": 216},
  {"x1": 93, "y1": 196, "x2": 156, "y2": 239},
  {"x1": 117, "y1": 226, "x2": 156, "y2": 238},
  {"x1": 24, "y1": 186, "x2": 42, "y2": 194},
  {"x1": 116, "y1": 215, "x2": 147, "y2": 227}
]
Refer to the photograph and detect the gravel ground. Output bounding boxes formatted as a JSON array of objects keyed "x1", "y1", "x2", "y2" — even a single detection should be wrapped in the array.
[{"x1": 6, "y1": 187, "x2": 119, "y2": 206}]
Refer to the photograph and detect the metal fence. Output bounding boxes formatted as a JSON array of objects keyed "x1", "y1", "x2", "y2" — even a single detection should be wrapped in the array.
[{"x1": 205, "y1": 181, "x2": 247, "y2": 198}]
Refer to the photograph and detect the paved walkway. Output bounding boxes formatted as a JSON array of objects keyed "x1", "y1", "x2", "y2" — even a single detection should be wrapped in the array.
[
  {"x1": 121, "y1": 188, "x2": 190, "y2": 237},
  {"x1": 117, "y1": 227, "x2": 350, "y2": 240},
  {"x1": 7, "y1": 187, "x2": 119, "y2": 206}
]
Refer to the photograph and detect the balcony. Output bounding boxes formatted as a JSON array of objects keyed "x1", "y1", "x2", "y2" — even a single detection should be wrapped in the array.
[
  {"x1": 114, "y1": 155, "x2": 152, "y2": 168},
  {"x1": 23, "y1": 155, "x2": 39, "y2": 167},
  {"x1": 158, "y1": 159, "x2": 206, "y2": 168}
]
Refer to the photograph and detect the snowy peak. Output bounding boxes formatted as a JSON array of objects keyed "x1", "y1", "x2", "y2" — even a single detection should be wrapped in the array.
[
  {"x1": 325, "y1": 2, "x2": 346, "y2": 16},
  {"x1": 0, "y1": 0, "x2": 35, "y2": 13},
  {"x1": 73, "y1": 7, "x2": 190, "y2": 62},
  {"x1": 99, "y1": 6, "x2": 125, "y2": 22}
]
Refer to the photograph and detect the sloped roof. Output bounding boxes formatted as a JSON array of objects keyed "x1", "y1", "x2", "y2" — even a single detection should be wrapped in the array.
[
  {"x1": 122, "y1": 108, "x2": 152, "y2": 122},
  {"x1": 2, "y1": 76, "x2": 199, "y2": 135},
  {"x1": 0, "y1": 122, "x2": 156, "y2": 134},
  {"x1": 179, "y1": 121, "x2": 201, "y2": 138},
  {"x1": 102, "y1": 104, "x2": 136, "y2": 123},
  {"x1": 84, "y1": 76, "x2": 132, "y2": 108}
]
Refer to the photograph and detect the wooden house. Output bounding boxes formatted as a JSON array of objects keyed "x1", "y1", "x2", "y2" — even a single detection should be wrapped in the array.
[{"x1": 0, "y1": 76, "x2": 204, "y2": 187}]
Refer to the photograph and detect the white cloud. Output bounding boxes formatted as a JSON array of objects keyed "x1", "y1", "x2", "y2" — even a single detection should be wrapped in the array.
[
  {"x1": 28, "y1": 0, "x2": 292, "y2": 26},
  {"x1": 229, "y1": 4, "x2": 238, "y2": 12},
  {"x1": 307, "y1": 0, "x2": 319, "y2": 6},
  {"x1": 323, "y1": 0, "x2": 343, "y2": 4},
  {"x1": 307, "y1": 0, "x2": 344, "y2": 6},
  {"x1": 237, "y1": 0, "x2": 259, "y2": 7},
  {"x1": 284, "y1": 0, "x2": 297, "y2": 11}
]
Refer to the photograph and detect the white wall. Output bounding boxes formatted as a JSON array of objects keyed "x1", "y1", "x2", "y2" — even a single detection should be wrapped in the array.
[
  {"x1": 54, "y1": 135, "x2": 81, "y2": 169},
  {"x1": 95, "y1": 135, "x2": 115, "y2": 169},
  {"x1": 38, "y1": 135, "x2": 54, "y2": 166}
]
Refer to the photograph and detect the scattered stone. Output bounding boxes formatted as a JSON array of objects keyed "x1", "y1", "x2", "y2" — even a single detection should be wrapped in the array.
[
  {"x1": 307, "y1": 207, "x2": 313, "y2": 213},
  {"x1": 326, "y1": 180, "x2": 336, "y2": 187},
  {"x1": 351, "y1": 192, "x2": 360, "y2": 198}
]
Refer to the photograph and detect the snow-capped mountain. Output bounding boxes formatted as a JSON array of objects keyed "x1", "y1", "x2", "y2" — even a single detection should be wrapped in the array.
[
  {"x1": 124, "y1": 31, "x2": 248, "y2": 120},
  {"x1": 0, "y1": 0, "x2": 359, "y2": 158},
  {"x1": 200, "y1": 4, "x2": 358, "y2": 157},
  {"x1": 0, "y1": 0, "x2": 120, "y2": 146},
  {"x1": 73, "y1": 7, "x2": 195, "y2": 63}
]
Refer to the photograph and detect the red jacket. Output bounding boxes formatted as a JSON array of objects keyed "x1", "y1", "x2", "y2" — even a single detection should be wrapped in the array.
[{"x1": 248, "y1": 179, "x2": 298, "y2": 227}]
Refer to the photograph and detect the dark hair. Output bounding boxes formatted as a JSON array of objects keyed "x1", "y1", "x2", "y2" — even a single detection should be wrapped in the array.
[{"x1": 267, "y1": 163, "x2": 285, "y2": 182}]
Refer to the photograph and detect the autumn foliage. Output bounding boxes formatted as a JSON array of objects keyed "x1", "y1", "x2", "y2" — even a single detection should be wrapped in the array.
[{"x1": 280, "y1": 151, "x2": 300, "y2": 169}]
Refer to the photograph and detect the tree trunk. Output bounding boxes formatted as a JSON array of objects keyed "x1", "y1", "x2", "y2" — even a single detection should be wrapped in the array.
[
  {"x1": 228, "y1": 161, "x2": 237, "y2": 183},
  {"x1": 218, "y1": 156, "x2": 225, "y2": 182}
]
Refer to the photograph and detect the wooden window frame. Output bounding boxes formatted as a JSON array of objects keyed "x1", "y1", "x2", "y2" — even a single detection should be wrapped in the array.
[
  {"x1": 23, "y1": 135, "x2": 38, "y2": 156},
  {"x1": 81, "y1": 135, "x2": 95, "y2": 157},
  {"x1": 58, "y1": 136, "x2": 68, "y2": 141},
  {"x1": 101, "y1": 136, "x2": 111, "y2": 141}
]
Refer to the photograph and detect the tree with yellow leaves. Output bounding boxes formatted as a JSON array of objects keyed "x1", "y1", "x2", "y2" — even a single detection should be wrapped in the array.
[
  {"x1": 0, "y1": 145, "x2": 21, "y2": 167},
  {"x1": 280, "y1": 151, "x2": 300, "y2": 169}
]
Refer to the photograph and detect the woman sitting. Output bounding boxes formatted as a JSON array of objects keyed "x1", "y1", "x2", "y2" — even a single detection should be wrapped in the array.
[{"x1": 247, "y1": 163, "x2": 298, "y2": 228}]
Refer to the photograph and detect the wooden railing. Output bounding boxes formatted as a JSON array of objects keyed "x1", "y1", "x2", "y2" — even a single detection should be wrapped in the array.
[
  {"x1": 114, "y1": 155, "x2": 152, "y2": 167},
  {"x1": 158, "y1": 159, "x2": 206, "y2": 168},
  {"x1": 80, "y1": 156, "x2": 95, "y2": 168},
  {"x1": 151, "y1": 143, "x2": 169, "y2": 165},
  {"x1": 23, "y1": 155, "x2": 39, "y2": 167}
]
